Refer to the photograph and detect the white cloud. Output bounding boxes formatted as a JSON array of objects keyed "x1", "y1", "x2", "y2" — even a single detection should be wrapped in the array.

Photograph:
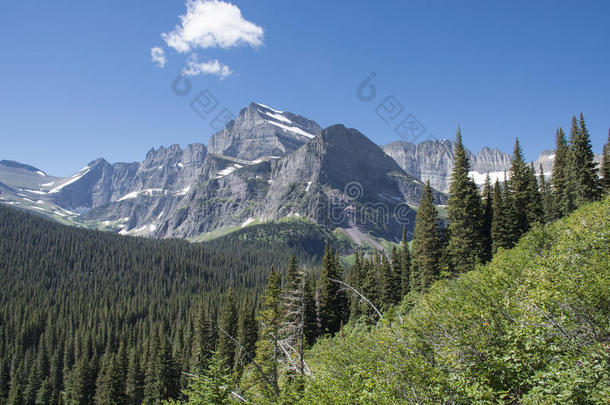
[
  {"x1": 150, "y1": 47, "x2": 167, "y2": 68},
  {"x1": 182, "y1": 55, "x2": 232, "y2": 78},
  {"x1": 162, "y1": 0, "x2": 264, "y2": 53}
]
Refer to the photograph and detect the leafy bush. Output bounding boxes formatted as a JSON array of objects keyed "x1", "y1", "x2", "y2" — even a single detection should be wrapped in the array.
[{"x1": 297, "y1": 197, "x2": 610, "y2": 404}]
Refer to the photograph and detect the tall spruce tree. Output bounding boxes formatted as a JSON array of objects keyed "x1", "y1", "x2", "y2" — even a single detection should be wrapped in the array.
[
  {"x1": 569, "y1": 113, "x2": 600, "y2": 205},
  {"x1": 491, "y1": 179, "x2": 511, "y2": 254},
  {"x1": 551, "y1": 127, "x2": 571, "y2": 218},
  {"x1": 381, "y1": 250, "x2": 401, "y2": 308},
  {"x1": 94, "y1": 353, "x2": 127, "y2": 405},
  {"x1": 410, "y1": 181, "x2": 442, "y2": 291},
  {"x1": 125, "y1": 349, "x2": 144, "y2": 405},
  {"x1": 507, "y1": 138, "x2": 532, "y2": 244},
  {"x1": 317, "y1": 243, "x2": 347, "y2": 335},
  {"x1": 540, "y1": 164, "x2": 555, "y2": 223},
  {"x1": 360, "y1": 255, "x2": 381, "y2": 318},
  {"x1": 526, "y1": 163, "x2": 544, "y2": 225},
  {"x1": 217, "y1": 289, "x2": 238, "y2": 370},
  {"x1": 399, "y1": 228, "x2": 412, "y2": 296},
  {"x1": 446, "y1": 128, "x2": 484, "y2": 274},
  {"x1": 253, "y1": 270, "x2": 282, "y2": 398},
  {"x1": 348, "y1": 250, "x2": 363, "y2": 320},
  {"x1": 563, "y1": 118, "x2": 581, "y2": 214},
  {"x1": 182, "y1": 351, "x2": 232, "y2": 405},
  {"x1": 280, "y1": 255, "x2": 310, "y2": 376},
  {"x1": 158, "y1": 333, "x2": 180, "y2": 401},
  {"x1": 234, "y1": 302, "x2": 258, "y2": 376},
  {"x1": 481, "y1": 174, "x2": 494, "y2": 263},
  {"x1": 193, "y1": 307, "x2": 217, "y2": 372},
  {"x1": 0, "y1": 358, "x2": 10, "y2": 401},
  {"x1": 601, "y1": 129, "x2": 610, "y2": 194}
]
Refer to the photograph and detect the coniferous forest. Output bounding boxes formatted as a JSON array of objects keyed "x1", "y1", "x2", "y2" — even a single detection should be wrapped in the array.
[{"x1": 1, "y1": 115, "x2": 609, "y2": 404}]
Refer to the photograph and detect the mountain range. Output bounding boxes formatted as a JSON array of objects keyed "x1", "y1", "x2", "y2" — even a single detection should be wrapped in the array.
[{"x1": 0, "y1": 102, "x2": 592, "y2": 243}]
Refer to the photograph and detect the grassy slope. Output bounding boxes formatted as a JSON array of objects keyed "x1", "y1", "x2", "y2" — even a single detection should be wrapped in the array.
[{"x1": 297, "y1": 197, "x2": 610, "y2": 404}]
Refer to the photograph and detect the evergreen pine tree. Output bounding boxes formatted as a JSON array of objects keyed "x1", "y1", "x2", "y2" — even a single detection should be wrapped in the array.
[
  {"x1": 158, "y1": 333, "x2": 180, "y2": 401},
  {"x1": 491, "y1": 180, "x2": 510, "y2": 254},
  {"x1": 570, "y1": 113, "x2": 600, "y2": 205},
  {"x1": 35, "y1": 377, "x2": 52, "y2": 405},
  {"x1": 143, "y1": 334, "x2": 163, "y2": 405},
  {"x1": 507, "y1": 138, "x2": 532, "y2": 244},
  {"x1": 381, "y1": 248, "x2": 402, "y2": 308},
  {"x1": 540, "y1": 164, "x2": 555, "y2": 224},
  {"x1": 348, "y1": 250, "x2": 363, "y2": 320},
  {"x1": 284, "y1": 254, "x2": 298, "y2": 289},
  {"x1": 94, "y1": 353, "x2": 128, "y2": 405},
  {"x1": 125, "y1": 349, "x2": 144, "y2": 405},
  {"x1": 193, "y1": 307, "x2": 216, "y2": 372},
  {"x1": 526, "y1": 163, "x2": 544, "y2": 225},
  {"x1": 182, "y1": 351, "x2": 232, "y2": 405},
  {"x1": 410, "y1": 181, "x2": 442, "y2": 291},
  {"x1": 234, "y1": 302, "x2": 258, "y2": 375},
  {"x1": 480, "y1": 174, "x2": 493, "y2": 263},
  {"x1": 564, "y1": 117, "x2": 582, "y2": 214},
  {"x1": 0, "y1": 358, "x2": 9, "y2": 401},
  {"x1": 23, "y1": 361, "x2": 41, "y2": 405},
  {"x1": 359, "y1": 255, "x2": 381, "y2": 319},
  {"x1": 317, "y1": 243, "x2": 347, "y2": 335},
  {"x1": 400, "y1": 228, "x2": 412, "y2": 296},
  {"x1": 47, "y1": 347, "x2": 63, "y2": 404},
  {"x1": 446, "y1": 128, "x2": 484, "y2": 273},
  {"x1": 280, "y1": 256, "x2": 312, "y2": 377},
  {"x1": 551, "y1": 127, "x2": 570, "y2": 218},
  {"x1": 64, "y1": 356, "x2": 90, "y2": 405},
  {"x1": 7, "y1": 360, "x2": 25, "y2": 405},
  {"x1": 217, "y1": 289, "x2": 238, "y2": 370},
  {"x1": 601, "y1": 129, "x2": 610, "y2": 194},
  {"x1": 253, "y1": 270, "x2": 282, "y2": 398}
]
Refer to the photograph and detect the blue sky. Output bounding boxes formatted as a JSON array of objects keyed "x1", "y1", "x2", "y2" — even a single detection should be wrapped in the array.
[{"x1": 1, "y1": 0, "x2": 609, "y2": 176}]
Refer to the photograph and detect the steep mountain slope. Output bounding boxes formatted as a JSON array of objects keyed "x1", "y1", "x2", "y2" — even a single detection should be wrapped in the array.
[
  {"x1": 208, "y1": 103, "x2": 322, "y2": 160},
  {"x1": 299, "y1": 196, "x2": 610, "y2": 404},
  {"x1": 162, "y1": 124, "x2": 445, "y2": 241}
]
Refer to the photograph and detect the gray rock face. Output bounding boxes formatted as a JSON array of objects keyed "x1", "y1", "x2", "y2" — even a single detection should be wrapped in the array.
[
  {"x1": 0, "y1": 144, "x2": 208, "y2": 231},
  {"x1": 163, "y1": 125, "x2": 446, "y2": 241},
  {"x1": 384, "y1": 140, "x2": 512, "y2": 192},
  {"x1": 207, "y1": 103, "x2": 322, "y2": 160},
  {"x1": 78, "y1": 144, "x2": 208, "y2": 234}
]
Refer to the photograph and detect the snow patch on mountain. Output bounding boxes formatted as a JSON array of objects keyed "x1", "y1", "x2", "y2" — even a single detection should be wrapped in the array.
[
  {"x1": 255, "y1": 103, "x2": 283, "y2": 114},
  {"x1": 214, "y1": 164, "x2": 243, "y2": 179},
  {"x1": 49, "y1": 167, "x2": 91, "y2": 193},
  {"x1": 266, "y1": 120, "x2": 315, "y2": 139},
  {"x1": 468, "y1": 170, "x2": 507, "y2": 185}
]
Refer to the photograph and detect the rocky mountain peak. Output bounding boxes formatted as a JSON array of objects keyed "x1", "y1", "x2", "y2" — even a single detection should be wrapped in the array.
[{"x1": 207, "y1": 102, "x2": 322, "y2": 161}]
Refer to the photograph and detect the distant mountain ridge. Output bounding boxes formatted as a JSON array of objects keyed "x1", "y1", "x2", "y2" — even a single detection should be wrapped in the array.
[
  {"x1": 0, "y1": 102, "x2": 588, "y2": 242},
  {"x1": 384, "y1": 140, "x2": 513, "y2": 192}
]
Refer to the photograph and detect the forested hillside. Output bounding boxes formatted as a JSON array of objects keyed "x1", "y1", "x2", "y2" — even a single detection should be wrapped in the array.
[
  {"x1": 297, "y1": 196, "x2": 610, "y2": 404},
  {"x1": 0, "y1": 204, "x2": 329, "y2": 404}
]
